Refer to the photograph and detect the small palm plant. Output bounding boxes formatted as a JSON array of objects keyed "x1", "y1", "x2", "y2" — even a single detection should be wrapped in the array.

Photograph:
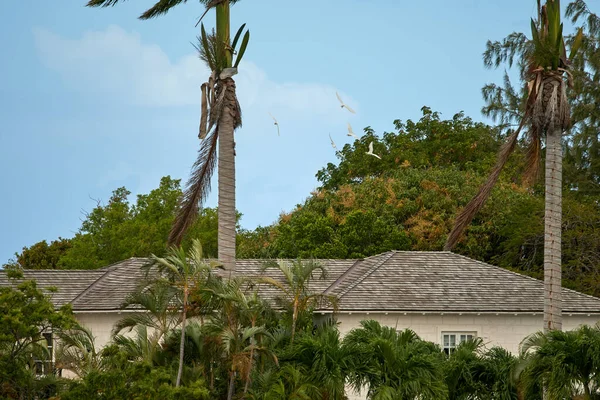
[
  {"x1": 445, "y1": 0, "x2": 584, "y2": 332},
  {"x1": 258, "y1": 259, "x2": 338, "y2": 344},
  {"x1": 55, "y1": 325, "x2": 102, "y2": 378}
]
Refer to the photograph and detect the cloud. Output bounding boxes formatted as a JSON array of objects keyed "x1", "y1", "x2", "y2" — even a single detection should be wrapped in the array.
[{"x1": 33, "y1": 25, "x2": 358, "y2": 117}]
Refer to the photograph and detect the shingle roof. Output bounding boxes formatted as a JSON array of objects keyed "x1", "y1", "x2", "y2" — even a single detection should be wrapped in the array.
[
  {"x1": 321, "y1": 251, "x2": 600, "y2": 313},
  {"x1": 2, "y1": 252, "x2": 600, "y2": 314},
  {"x1": 0, "y1": 269, "x2": 106, "y2": 307}
]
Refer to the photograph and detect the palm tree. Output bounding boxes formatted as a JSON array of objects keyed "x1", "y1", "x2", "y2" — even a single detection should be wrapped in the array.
[
  {"x1": 86, "y1": 0, "x2": 250, "y2": 272},
  {"x1": 112, "y1": 283, "x2": 181, "y2": 361},
  {"x1": 258, "y1": 259, "x2": 337, "y2": 344},
  {"x1": 289, "y1": 322, "x2": 349, "y2": 400},
  {"x1": 147, "y1": 238, "x2": 217, "y2": 387},
  {"x1": 443, "y1": 338, "x2": 486, "y2": 400},
  {"x1": 518, "y1": 324, "x2": 600, "y2": 399},
  {"x1": 444, "y1": 0, "x2": 584, "y2": 332},
  {"x1": 55, "y1": 325, "x2": 102, "y2": 378},
  {"x1": 249, "y1": 364, "x2": 320, "y2": 400},
  {"x1": 197, "y1": 277, "x2": 275, "y2": 400},
  {"x1": 343, "y1": 320, "x2": 448, "y2": 400},
  {"x1": 111, "y1": 325, "x2": 160, "y2": 365}
]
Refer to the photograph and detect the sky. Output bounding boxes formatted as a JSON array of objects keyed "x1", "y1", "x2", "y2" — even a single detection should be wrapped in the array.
[{"x1": 0, "y1": 0, "x2": 549, "y2": 264}]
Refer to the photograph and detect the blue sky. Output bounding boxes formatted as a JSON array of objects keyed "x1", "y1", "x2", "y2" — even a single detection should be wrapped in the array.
[{"x1": 0, "y1": 0, "x2": 549, "y2": 264}]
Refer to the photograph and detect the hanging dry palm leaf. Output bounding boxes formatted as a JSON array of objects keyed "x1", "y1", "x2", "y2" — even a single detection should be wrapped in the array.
[{"x1": 169, "y1": 129, "x2": 219, "y2": 246}]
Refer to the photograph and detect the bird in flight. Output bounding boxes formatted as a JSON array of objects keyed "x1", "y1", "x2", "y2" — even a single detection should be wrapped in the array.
[
  {"x1": 336, "y1": 91, "x2": 356, "y2": 114},
  {"x1": 268, "y1": 112, "x2": 280, "y2": 136},
  {"x1": 366, "y1": 141, "x2": 381, "y2": 159},
  {"x1": 347, "y1": 123, "x2": 359, "y2": 139},
  {"x1": 329, "y1": 133, "x2": 337, "y2": 150}
]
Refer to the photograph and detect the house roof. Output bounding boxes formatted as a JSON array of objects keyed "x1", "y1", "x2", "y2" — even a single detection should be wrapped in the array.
[
  {"x1": 0, "y1": 269, "x2": 106, "y2": 307},
  {"x1": 2, "y1": 252, "x2": 600, "y2": 314}
]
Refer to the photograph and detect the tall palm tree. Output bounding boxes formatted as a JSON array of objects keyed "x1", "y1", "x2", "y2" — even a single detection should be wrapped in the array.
[
  {"x1": 86, "y1": 0, "x2": 250, "y2": 272},
  {"x1": 148, "y1": 238, "x2": 217, "y2": 387},
  {"x1": 444, "y1": 0, "x2": 584, "y2": 332}
]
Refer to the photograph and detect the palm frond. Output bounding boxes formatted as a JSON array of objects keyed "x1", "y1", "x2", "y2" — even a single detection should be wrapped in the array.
[
  {"x1": 445, "y1": 125, "x2": 522, "y2": 250},
  {"x1": 168, "y1": 128, "x2": 219, "y2": 246}
]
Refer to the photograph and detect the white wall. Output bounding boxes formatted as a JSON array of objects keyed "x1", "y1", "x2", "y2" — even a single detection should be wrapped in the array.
[
  {"x1": 75, "y1": 312, "x2": 134, "y2": 350},
  {"x1": 335, "y1": 312, "x2": 600, "y2": 354}
]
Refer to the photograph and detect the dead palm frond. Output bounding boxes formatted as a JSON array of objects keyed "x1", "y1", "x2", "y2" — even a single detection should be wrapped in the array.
[
  {"x1": 169, "y1": 129, "x2": 219, "y2": 246},
  {"x1": 444, "y1": 0, "x2": 584, "y2": 251}
]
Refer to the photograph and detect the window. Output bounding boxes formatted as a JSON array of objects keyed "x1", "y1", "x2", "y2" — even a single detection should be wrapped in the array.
[
  {"x1": 442, "y1": 332, "x2": 476, "y2": 355},
  {"x1": 34, "y1": 332, "x2": 54, "y2": 376}
]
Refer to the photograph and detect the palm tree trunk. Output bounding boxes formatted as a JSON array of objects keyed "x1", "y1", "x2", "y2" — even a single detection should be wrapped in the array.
[
  {"x1": 291, "y1": 299, "x2": 298, "y2": 344},
  {"x1": 227, "y1": 370, "x2": 235, "y2": 400},
  {"x1": 176, "y1": 288, "x2": 188, "y2": 387},
  {"x1": 216, "y1": 1, "x2": 237, "y2": 273},
  {"x1": 217, "y1": 83, "x2": 237, "y2": 272},
  {"x1": 543, "y1": 127, "x2": 562, "y2": 332}
]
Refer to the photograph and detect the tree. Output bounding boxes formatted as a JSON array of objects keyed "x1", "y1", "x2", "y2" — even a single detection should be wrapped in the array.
[
  {"x1": 0, "y1": 269, "x2": 76, "y2": 398},
  {"x1": 86, "y1": 0, "x2": 250, "y2": 272},
  {"x1": 445, "y1": 0, "x2": 585, "y2": 332},
  {"x1": 518, "y1": 324, "x2": 600, "y2": 399},
  {"x1": 287, "y1": 323, "x2": 349, "y2": 400},
  {"x1": 112, "y1": 282, "x2": 181, "y2": 364},
  {"x1": 259, "y1": 259, "x2": 337, "y2": 344},
  {"x1": 343, "y1": 320, "x2": 447, "y2": 399},
  {"x1": 55, "y1": 325, "x2": 103, "y2": 378},
  {"x1": 6, "y1": 176, "x2": 231, "y2": 269},
  {"x1": 148, "y1": 239, "x2": 217, "y2": 387},
  {"x1": 194, "y1": 276, "x2": 274, "y2": 400}
]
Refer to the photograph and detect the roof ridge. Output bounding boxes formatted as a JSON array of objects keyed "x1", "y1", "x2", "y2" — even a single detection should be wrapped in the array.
[
  {"x1": 70, "y1": 258, "x2": 148, "y2": 307},
  {"x1": 322, "y1": 259, "x2": 364, "y2": 295},
  {"x1": 333, "y1": 251, "x2": 396, "y2": 299}
]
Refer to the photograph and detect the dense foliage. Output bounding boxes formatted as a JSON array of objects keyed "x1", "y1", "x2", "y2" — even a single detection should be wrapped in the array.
[
  {"x1": 0, "y1": 269, "x2": 77, "y2": 399},
  {"x1": 5, "y1": 256, "x2": 600, "y2": 399},
  {"x1": 7, "y1": 107, "x2": 600, "y2": 296}
]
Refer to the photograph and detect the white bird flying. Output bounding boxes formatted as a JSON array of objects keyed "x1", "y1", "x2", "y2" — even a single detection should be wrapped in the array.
[
  {"x1": 268, "y1": 112, "x2": 280, "y2": 136},
  {"x1": 366, "y1": 141, "x2": 381, "y2": 159},
  {"x1": 347, "y1": 123, "x2": 359, "y2": 139},
  {"x1": 336, "y1": 91, "x2": 356, "y2": 114},
  {"x1": 329, "y1": 133, "x2": 337, "y2": 150}
]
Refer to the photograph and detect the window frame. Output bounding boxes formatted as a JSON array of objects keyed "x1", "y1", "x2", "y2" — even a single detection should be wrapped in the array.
[{"x1": 441, "y1": 331, "x2": 477, "y2": 354}]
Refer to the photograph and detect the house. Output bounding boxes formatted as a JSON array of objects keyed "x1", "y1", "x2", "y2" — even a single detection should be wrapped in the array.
[{"x1": 3, "y1": 251, "x2": 600, "y2": 384}]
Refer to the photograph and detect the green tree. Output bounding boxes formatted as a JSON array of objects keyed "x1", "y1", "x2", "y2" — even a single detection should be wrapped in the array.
[
  {"x1": 343, "y1": 320, "x2": 447, "y2": 400},
  {"x1": 55, "y1": 325, "x2": 103, "y2": 378},
  {"x1": 519, "y1": 324, "x2": 600, "y2": 399},
  {"x1": 287, "y1": 323, "x2": 349, "y2": 400},
  {"x1": 148, "y1": 239, "x2": 218, "y2": 387},
  {"x1": 60, "y1": 360, "x2": 211, "y2": 400},
  {"x1": 112, "y1": 282, "x2": 181, "y2": 363},
  {"x1": 446, "y1": 0, "x2": 585, "y2": 332},
  {"x1": 259, "y1": 259, "x2": 337, "y2": 343},
  {"x1": 0, "y1": 270, "x2": 76, "y2": 398},
  {"x1": 9, "y1": 238, "x2": 72, "y2": 270}
]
